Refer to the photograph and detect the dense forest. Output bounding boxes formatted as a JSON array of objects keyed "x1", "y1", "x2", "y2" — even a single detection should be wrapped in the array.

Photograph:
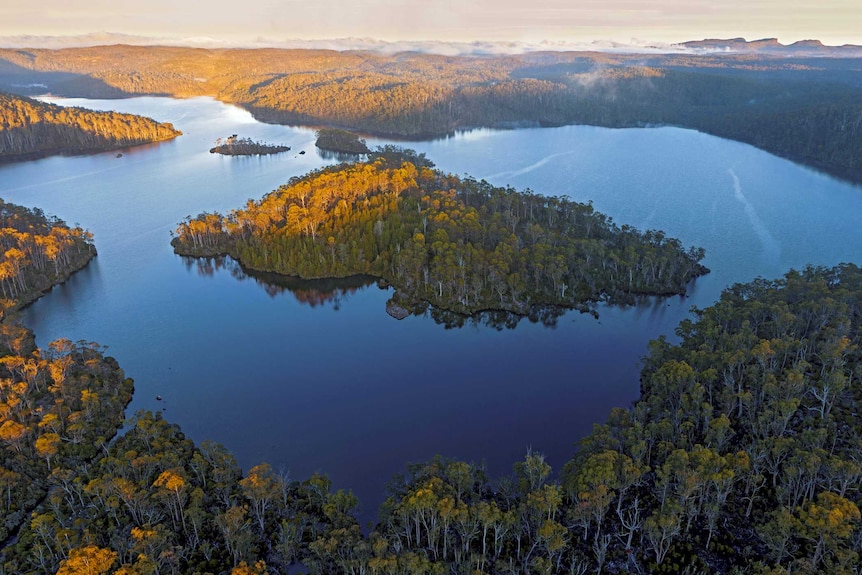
[
  {"x1": 0, "y1": 92, "x2": 181, "y2": 160},
  {"x1": 210, "y1": 135, "x2": 290, "y2": 156},
  {"x1": 3, "y1": 256, "x2": 860, "y2": 573},
  {"x1": 0, "y1": 200, "x2": 131, "y2": 555},
  {"x1": 172, "y1": 150, "x2": 707, "y2": 318},
  {"x1": 1, "y1": 46, "x2": 861, "y2": 183}
]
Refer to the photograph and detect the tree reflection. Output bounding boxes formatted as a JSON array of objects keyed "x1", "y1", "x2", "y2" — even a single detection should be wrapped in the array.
[
  {"x1": 181, "y1": 256, "x2": 372, "y2": 311},
  {"x1": 181, "y1": 255, "x2": 593, "y2": 329}
]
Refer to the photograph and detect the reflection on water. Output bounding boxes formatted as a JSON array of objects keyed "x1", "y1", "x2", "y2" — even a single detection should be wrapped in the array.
[
  {"x1": 186, "y1": 255, "x2": 585, "y2": 329},
  {"x1": 316, "y1": 148, "x2": 368, "y2": 163},
  {"x1": 184, "y1": 256, "x2": 376, "y2": 311},
  {"x1": 426, "y1": 305, "x2": 571, "y2": 330}
]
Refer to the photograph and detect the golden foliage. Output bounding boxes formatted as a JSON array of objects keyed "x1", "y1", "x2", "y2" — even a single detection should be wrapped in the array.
[{"x1": 55, "y1": 545, "x2": 117, "y2": 575}]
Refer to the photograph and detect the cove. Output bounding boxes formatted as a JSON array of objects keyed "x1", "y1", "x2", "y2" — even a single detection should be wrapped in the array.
[{"x1": 1, "y1": 96, "x2": 860, "y2": 521}]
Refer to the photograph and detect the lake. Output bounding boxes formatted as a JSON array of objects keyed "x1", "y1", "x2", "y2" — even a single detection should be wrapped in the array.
[{"x1": 1, "y1": 96, "x2": 860, "y2": 522}]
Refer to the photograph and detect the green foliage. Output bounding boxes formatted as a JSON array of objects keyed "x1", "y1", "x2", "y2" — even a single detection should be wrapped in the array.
[
  {"x1": 562, "y1": 264, "x2": 862, "y2": 573},
  {"x1": 3, "y1": 260, "x2": 862, "y2": 574}
]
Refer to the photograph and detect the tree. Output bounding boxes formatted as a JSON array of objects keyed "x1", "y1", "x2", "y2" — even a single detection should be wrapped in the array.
[
  {"x1": 795, "y1": 492, "x2": 860, "y2": 570},
  {"x1": 0, "y1": 418, "x2": 27, "y2": 452},
  {"x1": 35, "y1": 432, "x2": 61, "y2": 470},
  {"x1": 55, "y1": 545, "x2": 117, "y2": 575},
  {"x1": 240, "y1": 462, "x2": 282, "y2": 532},
  {"x1": 153, "y1": 468, "x2": 188, "y2": 532},
  {"x1": 231, "y1": 560, "x2": 269, "y2": 575}
]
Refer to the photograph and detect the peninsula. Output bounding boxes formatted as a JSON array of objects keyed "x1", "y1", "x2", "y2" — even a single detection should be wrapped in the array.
[
  {"x1": 0, "y1": 199, "x2": 96, "y2": 309},
  {"x1": 0, "y1": 92, "x2": 181, "y2": 161}
]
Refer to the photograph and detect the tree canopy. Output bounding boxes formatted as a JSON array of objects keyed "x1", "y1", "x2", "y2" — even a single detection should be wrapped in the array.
[{"x1": 2, "y1": 189, "x2": 861, "y2": 574}]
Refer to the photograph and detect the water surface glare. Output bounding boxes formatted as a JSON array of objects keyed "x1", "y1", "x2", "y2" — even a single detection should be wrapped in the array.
[{"x1": 1, "y1": 96, "x2": 860, "y2": 520}]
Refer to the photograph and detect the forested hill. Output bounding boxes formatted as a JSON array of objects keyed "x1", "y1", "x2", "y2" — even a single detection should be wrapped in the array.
[
  {"x1": 0, "y1": 92, "x2": 181, "y2": 160},
  {"x1": 1, "y1": 46, "x2": 861, "y2": 183},
  {"x1": 172, "y1": 149, "x2": 707, "y2": 318}
]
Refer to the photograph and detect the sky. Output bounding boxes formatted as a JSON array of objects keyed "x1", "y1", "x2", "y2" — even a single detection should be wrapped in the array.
[{"x1": 1, "y1": 0, "x2": 861, "y2": 47}]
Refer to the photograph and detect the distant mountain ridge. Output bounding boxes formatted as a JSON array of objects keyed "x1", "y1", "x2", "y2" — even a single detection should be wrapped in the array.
[
  {"x1": 0, "y1": 33, "x2": 860, "y2": 57},
  {"x1": 680, "y1": 37, "x2": 862, "y2": 57}
]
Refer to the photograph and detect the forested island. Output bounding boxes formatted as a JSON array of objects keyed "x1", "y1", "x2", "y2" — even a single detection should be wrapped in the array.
[
  {"x1": 172, "y1": 149, "x2": 708, "y2": 319},
  {"x1": 0, "y1": 92, "x2": 181, "y2": 161},
  {"x1": 314, "y1": 128, "x2": 370, "y2": 155},
  {"x1": 210, "y1": 135, "x2": 290, "y2": 156},
  {"x1": 1, "y1": 45, "x2": 861, "y2": 183}
]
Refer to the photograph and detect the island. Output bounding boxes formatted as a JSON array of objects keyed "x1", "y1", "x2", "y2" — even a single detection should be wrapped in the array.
[
  {"x1": 209, "y1": 135, "x2": 290, "y2": 156},
  {"x1": 172, "y1": 148, "x2": 708, "y2": 319},
  {"x1": 0, "y1": 92, "x2": 181, "y2": 161},
  {"x1": 314, "y1": 128, "x2": 370, "y2": 155}
]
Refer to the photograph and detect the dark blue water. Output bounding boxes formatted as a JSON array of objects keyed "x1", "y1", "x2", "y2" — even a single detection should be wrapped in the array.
[{"x1": 1, "y1": 97, "x2": 860, "y2": 522}]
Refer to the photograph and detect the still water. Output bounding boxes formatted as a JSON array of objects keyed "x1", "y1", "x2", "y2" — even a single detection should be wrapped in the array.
[{"x1": 1, "y1": 97, "x2": 860, "y2": 521}]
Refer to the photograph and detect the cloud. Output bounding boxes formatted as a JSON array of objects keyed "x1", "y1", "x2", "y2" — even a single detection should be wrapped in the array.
[{"x1": 0, "y1": 32, "x2": 703, "y2": 55}]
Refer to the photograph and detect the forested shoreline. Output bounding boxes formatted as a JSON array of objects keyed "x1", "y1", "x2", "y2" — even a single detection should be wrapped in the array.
[
  {"x1": 1, "y1": 184, "x2": 861, "y2": 575},
  {"x1": 172, "y1": 149, "x2": 708, "y2": 318},
  {"x1": 1, "y1": 46, "x2": 861, "y2": 184},
  {"x1": 0, "y1": 199, "x2": 96, "y2": 309},
  {"x1": 0, "y1": 200, "x2": 131, "y2": 555},
  {"x1": 0, "y1": 92, "x2": 181, "y2": 161}
]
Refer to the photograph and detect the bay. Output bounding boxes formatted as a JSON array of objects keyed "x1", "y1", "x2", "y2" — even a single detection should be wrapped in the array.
[{"x1": 1, "y1": 96, "x2": 859, "y2": 521}]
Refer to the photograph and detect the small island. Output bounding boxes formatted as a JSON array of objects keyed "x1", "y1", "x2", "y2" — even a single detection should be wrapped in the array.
[
  {"x1": 209, "y1": 134, "x2": 291, "y2": 156},
  {"x1": 173, "y1": 148, "x2": 708, "y2": 318},
  {"x1": 0, "y1": 92, "x2": 181, "y2": 161},
  {"x1": 314, "y1": 128, "x2": 370, "y2": 155}
]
